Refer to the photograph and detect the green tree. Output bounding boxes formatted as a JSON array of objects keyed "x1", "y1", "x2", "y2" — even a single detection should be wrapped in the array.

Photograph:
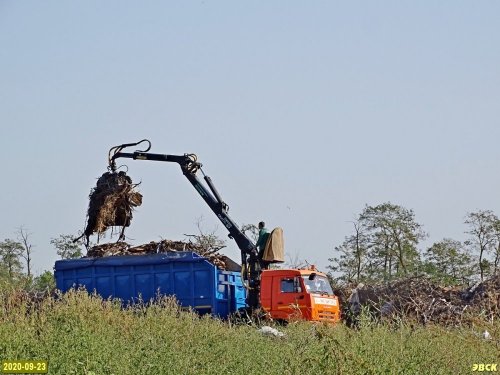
[
  {"x1": 0, "y1": 239, "x2": 24, "y2": 279},
  {"x1": 464, "y1": 210, "x2": 496, "y2": 281},
  {"x1": 330, "y1": 203, "x2": 426, "y2": 283},
  {"x1": 423, "y1": 239, "x2": 473, "y2": 285},
  {"x1": 51, "y1": 234, "x2": 83, "y2": 259},
  {"x1": 360, "y1": 203, "x2": 426, "y2": 280},
  {"x1": 33, "y1": 270, "x2": 56, "y2": 292}
]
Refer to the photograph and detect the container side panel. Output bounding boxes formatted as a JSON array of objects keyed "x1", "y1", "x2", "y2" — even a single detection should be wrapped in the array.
[
  {"x1": 173, "y1": 271, "x2": 191, "y2": 299},
  {"x1": 235, "y1": 285, "x2": 246, "y2": 309},
  {"x1": 54, "y1": 272, "x2": 63, "y2": 290},
  {"x1": 77, "y1": 278, "x2": 94, "y2": 292},
  {"x1": 95, "y1": 266, "x2": 112, "y2": 275},
  {"x1": 154, "y1": 273, "x2": 171, "y2": 296},
  {"x1": 135, "y1": 265, "x2": 151, "y2": 272},
  {"x1": 217, "y1": 301, "x2": 228, "y2": 318},
  {"x1": 194, "y1": 298, "x2": 212, "y2": 311},
  {"x1": 63, "y1": 270, "x2": 74, "y2": 278},
  {"x1": 194, "y1": 270, "x2": 211, "y2": 298},
  {"x1": 115, "y1": 275, "x2": 131, "y2": 300},
  {"x1": 154, "y1": 264, "x2": 170, "y2": 271},
  {"x1": 173, "y1": 263, "x2": 191, "y2": 271},
  {"x1": 75, "y1": 268, "x2": 92, "y2": 277},
  {"x1": 217, "y1": 284, "x2": 226, "y2": 300},
  {"x1": 193, "y1": 270, "x2": 213, "y2": 313},
  {"x1": 214, "y1": 271, "x2": 230, "y2": 318},
  {"x1": 96, "y1": 276, "x2": 113, "y2": 298},
  {"x1": 63, "y1": 280, "x2": 75, "y2": 291},
  {"x1": 54, "y1": 253, "x2": 245, "y2": 317},
  {"x1": 135, "y1": 274, "x2": 153, "y2": 302},
  {"x1": 119, "y1": 266, "x2": 132, "y2": 274}
]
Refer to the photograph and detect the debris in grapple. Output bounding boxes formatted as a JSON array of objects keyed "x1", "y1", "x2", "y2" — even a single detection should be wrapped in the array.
[{"x1": 82, "y1": 171, "x2": 142, "y2": 242}]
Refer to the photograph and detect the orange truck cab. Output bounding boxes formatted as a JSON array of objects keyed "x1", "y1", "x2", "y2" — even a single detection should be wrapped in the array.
[{"x1": 259, "y1": 268, "x2": 340, "y2": 323}]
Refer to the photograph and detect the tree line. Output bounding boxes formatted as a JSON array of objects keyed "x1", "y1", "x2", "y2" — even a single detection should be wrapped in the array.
[
  {"x1": 328, "y1": 202, "x2": 500, "y2": 285},
  {"x1": 3, "y1": 205, "x2": 499, "y2": 291},
  {"x1": 0, "y1": 229, "x2": 83, "y2": 291}
]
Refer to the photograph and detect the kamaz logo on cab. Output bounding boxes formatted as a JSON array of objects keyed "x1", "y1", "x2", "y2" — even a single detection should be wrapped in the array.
[{"x1": 472, "y1": 364, "x2": 497, "y2": 372}]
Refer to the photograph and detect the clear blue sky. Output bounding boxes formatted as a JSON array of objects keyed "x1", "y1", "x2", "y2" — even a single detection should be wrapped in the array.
[{"x1": 1, "y1": 1, "x2": 499, "y2": 275}]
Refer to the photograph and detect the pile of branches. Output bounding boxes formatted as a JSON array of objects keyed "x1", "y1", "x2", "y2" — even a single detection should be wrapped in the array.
[
  {"x1": 463, "y1": 276, "x2": 500, "y2": 322},
  {"x1": 87, "y1": 239, "x2": 228, "y2": 270},
  {"x1": 342, "y1": 276, "x2": 500, "y2": 326},
  {"x1": 80, "y1": 171, "x2": 142, "y2": 244}
]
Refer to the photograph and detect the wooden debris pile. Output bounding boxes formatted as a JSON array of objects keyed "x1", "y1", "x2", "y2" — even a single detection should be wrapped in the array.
[
  {"x1": 81, "y1": 171, "x2": 142, "y2": 243},
  {"x1": 87, "y1": 239, "x2": 229, "y2": 270},
  {"x1": 343, "y1": 276, "x2": 500, "y2": 326},
  {"x1": 463, "y1": 275, "x2": 500, "y2": 322}
]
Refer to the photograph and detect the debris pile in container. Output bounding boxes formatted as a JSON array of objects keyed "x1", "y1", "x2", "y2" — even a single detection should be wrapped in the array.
[
  {"x1": 80, "y1": 171, "x2": 142, "y2": 243},
  {"x1": 341, "y1": 275, "x2": 500, "y2": 326},
  {"x1": 87, "y1": 239, "x2": 229, "y2": 270}
]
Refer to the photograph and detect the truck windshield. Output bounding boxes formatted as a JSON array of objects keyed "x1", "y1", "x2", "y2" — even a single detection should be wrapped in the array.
[{"x1": 303, "y1": 275, "x2": 334, "y2": 296}]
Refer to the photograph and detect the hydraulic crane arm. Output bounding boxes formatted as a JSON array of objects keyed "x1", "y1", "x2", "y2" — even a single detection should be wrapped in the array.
[{"x1": 108, "y1": 140, "x2": 258, "y2": 268}]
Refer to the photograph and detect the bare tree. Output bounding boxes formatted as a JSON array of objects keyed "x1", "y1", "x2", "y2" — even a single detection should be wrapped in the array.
[
  {"x1": 284, "y1": 252, "x2": 308, "y2": 269},
  {"x1": 241, "y1": 223, "x2": 259, "y2": 243},
  {"x1": 184, "y1": 217, "x2": 226, "y2": 254},
  {"x1": 17, "y1": 226, "x2": 34, "y2": 277},
  {"x1": 328, "y1": 220, "x2": 370, "y2": 283}
]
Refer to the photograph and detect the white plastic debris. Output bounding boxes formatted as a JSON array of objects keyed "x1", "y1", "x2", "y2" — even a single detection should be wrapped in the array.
[
  {"x1": 482, "y1": 330, "x2": 491, "y2": 340},
  {"x1": 258, "y1": 325, "x2": 285, "y2": 338}
]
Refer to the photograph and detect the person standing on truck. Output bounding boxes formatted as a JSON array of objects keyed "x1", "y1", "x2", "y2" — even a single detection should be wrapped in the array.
[{"x1": 256, "y1": 221, "x2": 270, "y2": 268}]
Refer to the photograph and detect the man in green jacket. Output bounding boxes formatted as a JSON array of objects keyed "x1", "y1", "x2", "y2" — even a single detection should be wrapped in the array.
[{"x1": 256, "y1": 221, "x2": 270, "y2": 267}]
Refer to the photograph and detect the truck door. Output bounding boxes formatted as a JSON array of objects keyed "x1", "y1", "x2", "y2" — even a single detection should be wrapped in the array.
[{"x1": 271, "y1": 276, "x2": 305, "y2": 320}]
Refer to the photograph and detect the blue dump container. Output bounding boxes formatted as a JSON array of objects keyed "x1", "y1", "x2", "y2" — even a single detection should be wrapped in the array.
[{"x1": 54, "y1": 251, "x2": 246, "y2": 318}]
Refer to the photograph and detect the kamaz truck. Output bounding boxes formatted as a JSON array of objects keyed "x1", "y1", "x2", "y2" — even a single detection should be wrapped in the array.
[{"x1": 55, "y1": 140, "x2": 340, "y2": 323}]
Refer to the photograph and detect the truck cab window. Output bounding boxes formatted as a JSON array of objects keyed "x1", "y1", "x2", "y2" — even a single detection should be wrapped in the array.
[
  {"x1": 281, "y1": 278, "x2": 295, "y2": 293},
  {"x1": 281, "y1": 278, "x2": 302, "y2": 293},
  {"x1": 303, "y1": 275, "x2": 334, "y2": 295},
  {"x1": 280, "y1": 278, "x2": 294, "y2": 293}
]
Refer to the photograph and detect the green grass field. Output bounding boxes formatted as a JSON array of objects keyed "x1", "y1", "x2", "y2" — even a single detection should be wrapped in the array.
[{"x1": 0, "y1": 290, "x2": 498, "y2": 375}]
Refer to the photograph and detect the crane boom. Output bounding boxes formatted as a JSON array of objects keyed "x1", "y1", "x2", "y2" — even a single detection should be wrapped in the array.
[{"x1": 108, "y1": 140, "x2": 262, "y2": 308}]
